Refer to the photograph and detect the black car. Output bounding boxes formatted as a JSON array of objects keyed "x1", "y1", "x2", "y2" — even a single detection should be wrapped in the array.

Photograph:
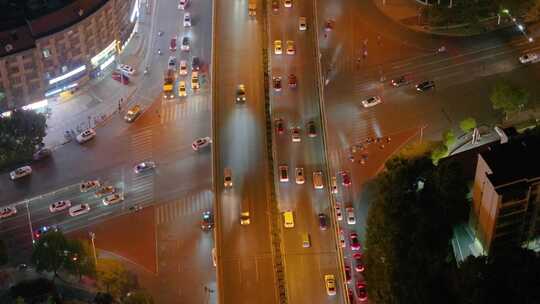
[
  {"x1": 391, "y1": 75, "x2": 409, "y2": 87},
  {"x1": 33, "y1": 148, "x2": 52, "y2": 161},
  {"x1": 192, "y1": 57, "x2": 200, "y2": 71},
  {"x1": 201, "y1": 211, "x2": 214, "y2": 231},
  {"x1": 416, "y1": 80, "x2": 435, "y2": 92},
  {"x1": 318, "y1": 213, "x2": 328, "y2": 230}
]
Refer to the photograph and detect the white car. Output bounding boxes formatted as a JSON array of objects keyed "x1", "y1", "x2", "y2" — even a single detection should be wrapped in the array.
[
  {"x1": 80, "y1": 180, "x2": 100, "y2": 192},
  {"x1": 118, "y1": 64, "x2": 135, "y2": 75},
  {"x1": 279, "y1": 165, "x2": 289, "y2": 182},
  {"x1": 335, "y1": 204, "x2": 343, "y2": 221},
  {"x1": 0, "y1": 206, "x2": 17, "y2": 219},
  {"x1": 299, "y1": 17, "x2": 307, "y2": 31},
  {"x1": 346, "y1": 207, "x2": 356, "y2": 225},
  {"x1": 183, "y1": 12, "x2": 191, "y2": 27},
  {"x1": 192, "y1": 137, "x2": 211, "y2": 151},
  {"x1": 284, "y1": 0, "x2": 292, "y2": 7},
  {"x1": 181, "y1": 36, "x2": 190, "y2": 51},
  {"x1": 274, "y1": 40, "x2": 282, "y2": 55},
  {"x1": 519, "y1": 53, "x2": 538, "y2": 64},
  {"x1": 133, "y1": 161, "x2": 156, "y2": 174},
  {"x1": 286, "y1": 40, "x2": 295, "y2": 55},
  {"x1": 361, "y1": 96, "x2": 382, "y2": 108},
  {"x1": 331, "y1": 176, "x2": 338, "y2": 194},
  {"x1": 10, "y1": 166, "x2": 32, "y2": 180},
  {"x1": 178, "y1": 0, "x2": 189, "y2": 9},
  {"x1": 49, "y1": 200, "x2": 71, "y2": 213},
  {"x1": 179, "y1": 60, "x2": 188, "y2": 75},
  {"x1": 313, "y1": 171, "x2": 324, "y2": 189},
  {"x1": 339, "y1": 229, "x2": 346, "y2": 247},
  {"x1": 295, "y1": 167, "x2": 305, "y2": 184},
  {"x1": 76, "y1": 128, "x2": 96, "y2": 143},
  {"x1": 69, "y1": 204, "x2": 90, "y2": 217},
  {"x1": 324, "y1": 274, "x2": 336, "y2": 296},
  {"x1": 102, "y1": 193, "x2": 124, "y2": 206},
  {"x1": 178, "y1": 81, "x2": 187, "y2": 97}
]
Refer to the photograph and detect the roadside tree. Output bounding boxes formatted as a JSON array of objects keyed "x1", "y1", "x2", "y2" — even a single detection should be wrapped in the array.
[
  {"x1": 123, "y1": 290, "x2": 154, "y2": 304},
  {"x1": 0, "y1": 109, "x2": 47, "y2": 169},
  {"x1": 31, "y1": 231, "x2": 70, "y2": 281},
  {"x1": 490, "y1": 80, "x2": 529, "y2": 119},
  {"x1": 459, "y1": 117, "x2": 477, "y2": 133},
  {"x1": 365, "y1": 156, "x2": 467, "y2": 304},
  {"x1": 96, "y1": 259, "x2": 138, "y2": 300}
]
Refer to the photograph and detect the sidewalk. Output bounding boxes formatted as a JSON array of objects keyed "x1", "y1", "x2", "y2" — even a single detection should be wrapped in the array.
[{"x1": 43, "y1": 22, "x2": 149, "y2": 149}]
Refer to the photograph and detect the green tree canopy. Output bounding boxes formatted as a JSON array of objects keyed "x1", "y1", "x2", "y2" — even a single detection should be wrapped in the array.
[
  {"x1": 96, "y1": 259, "x2": 138, "y2": 300},
  {"x1": 490, "y1": 80, "x2": 529, "y2": 117},
  {"x1": 460, "y1": 117, "x2": 477, "y2": 133},
  {"x1": 31, "y1": 231, "x2": 70, "y2": 279},
  {"x1": 64, "y1": 239, "x2": 96, "y2": 280},
  {"x1": 456, "y1": 247, "x2": 540, "y2": 304},
  {"x1": 0, "y1": 109, "x2": 47, "y2": 169},
  {"x1": 364, "y1": 156, "x2": 468, "y2": 304}
]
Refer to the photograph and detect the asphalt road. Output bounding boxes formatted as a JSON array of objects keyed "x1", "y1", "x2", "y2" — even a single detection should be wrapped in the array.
[
  {"x1": 316, "y1": 0, "x2": 540, "y2": 302},
  {"x1": 0, "y1": 0, "x2": 216, "y2": 301},
  {"x1": 212, "y1": 0, "x2": 278, "y2": 303},
  {"x1": 268, "y1": 1, "x2": 344, "y2": 303}
]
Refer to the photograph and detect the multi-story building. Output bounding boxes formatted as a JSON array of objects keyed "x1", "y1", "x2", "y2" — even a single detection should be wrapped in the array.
[
  {"x1": 470, "y1": 135, "x2": 540, "y2": 256},
  {"x1": 0, "y1": 0, "x2": 137, "y2": 112}
]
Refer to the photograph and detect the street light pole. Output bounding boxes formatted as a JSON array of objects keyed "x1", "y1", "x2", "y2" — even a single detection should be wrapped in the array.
[
  {"x1": 89, "y1": 232, "x2": 98, "y2": 266},
  {"x1": 25, "y1": 202, "x2": 35, "y2": 244}
]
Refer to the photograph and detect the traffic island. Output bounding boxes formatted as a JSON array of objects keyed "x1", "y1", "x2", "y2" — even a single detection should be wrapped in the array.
[{"x1": 68, "y1": 206, "x2": 157, "y2": 274}]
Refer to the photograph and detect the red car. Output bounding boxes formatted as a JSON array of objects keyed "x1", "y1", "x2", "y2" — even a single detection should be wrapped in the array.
[
  {"x1": 272, "y1": 0, "x2": 279, "y2": 11},
  {"x1": 350, "y1": 232, "x2": 361, "y2": 251},
  {"x1": 112, "y1": 71, "x2": 129, "y2": 85},
  {"x1": 348, "y1": 287, "x2": 355, "y2": 303},
  {"x1": 353, "y1": 253, "x2": 365, "y2": 272},
  {"x1": 340, "y1": 170, "x2": 351, "y2": 186},
  {"x1": 356, "y1": 282, "x2": 368, "y2": 302},
  {"x1": 170, "y1": 38, "x2": 177, "y2": 51},
  {"x1": 275, "y1": 118, "x2": 284, "y2": 134},
  {"x1": 288, "y1": 74, "x2": 297, "y2": 88}
]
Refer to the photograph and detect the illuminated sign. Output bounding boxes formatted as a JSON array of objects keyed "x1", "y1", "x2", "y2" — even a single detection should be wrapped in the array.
[
  {"x1": 49, "y1": 65, "x2": 86, "y2": 85},
  {"x1": 90, "y1": 40, "x2": 117, "y2": 67},
  {"x1": 100, "y1": 55, "x2": 116, "y2": 71},
  {"x1": 22, "y1": 99, "x2": 48, "y2": 111},
  {"x1": 45, "y1": 82, "x2": 78, "y2": 97},
  {"x1": 130, "y1": 0, "x2": 140, "y2": 23}
]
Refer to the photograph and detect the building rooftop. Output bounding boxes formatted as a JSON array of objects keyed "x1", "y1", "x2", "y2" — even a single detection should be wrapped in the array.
[
  {"x1": 481, "y1": 135, "x2": 540, "y2": 188},
  {"x1": 0, "y1": 0, "x2": 108, "y2": 57}
]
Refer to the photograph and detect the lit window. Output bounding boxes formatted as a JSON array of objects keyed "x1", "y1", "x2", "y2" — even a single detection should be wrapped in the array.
[{"x1": 42, "y1": 48, "x2": 51, "y2": 58}]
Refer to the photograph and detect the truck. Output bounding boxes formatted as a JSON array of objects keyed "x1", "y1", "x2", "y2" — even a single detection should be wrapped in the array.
[
  {"x1": 248, "y1": 0, "x2": 256, "y2": 16},
  {"x1": 163, "y1": 69, "x2": 175, "y2": 99}
]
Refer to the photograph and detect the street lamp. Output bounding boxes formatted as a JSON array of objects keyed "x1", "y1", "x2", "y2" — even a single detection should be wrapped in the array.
[{"x1": 89, "y1": 232, "x2": 98, "y2": 266}]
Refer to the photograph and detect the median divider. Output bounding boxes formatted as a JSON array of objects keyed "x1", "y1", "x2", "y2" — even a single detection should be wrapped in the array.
[{"x1": 261, "y1": 0, "x2": 289, "y2": 302}]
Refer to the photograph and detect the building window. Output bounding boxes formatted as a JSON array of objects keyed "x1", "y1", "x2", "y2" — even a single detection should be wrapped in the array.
[{"x1": 42, "y1": 48, "x2": 51, "y2": 58}]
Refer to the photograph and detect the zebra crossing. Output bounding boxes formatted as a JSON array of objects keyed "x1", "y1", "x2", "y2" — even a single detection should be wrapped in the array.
[
  {"x1": 160, "y1": 96, "x2": 210, "y2": 124},
  {"x1": 129, "y1": 173, "x2": 155, "y2": 206},
  {"x1": 155, "y1": 190, "x2": 213, "y2": 225},
  {"x1": 131, "y1": 128, "x2": 153, "y2": 161}
]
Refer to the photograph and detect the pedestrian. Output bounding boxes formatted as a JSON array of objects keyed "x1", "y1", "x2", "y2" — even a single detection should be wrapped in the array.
[{"x1": 156, "y1": 109, "x2": 160, "y2": 118}]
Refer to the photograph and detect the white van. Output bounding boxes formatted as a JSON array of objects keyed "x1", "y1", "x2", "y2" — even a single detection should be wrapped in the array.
[
  {"x1": 313, "y1": 171, "x2": 324, "y2": 189},
  {"x1": 302, "y1": 233, "x2": 311, "y2": 248}
]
